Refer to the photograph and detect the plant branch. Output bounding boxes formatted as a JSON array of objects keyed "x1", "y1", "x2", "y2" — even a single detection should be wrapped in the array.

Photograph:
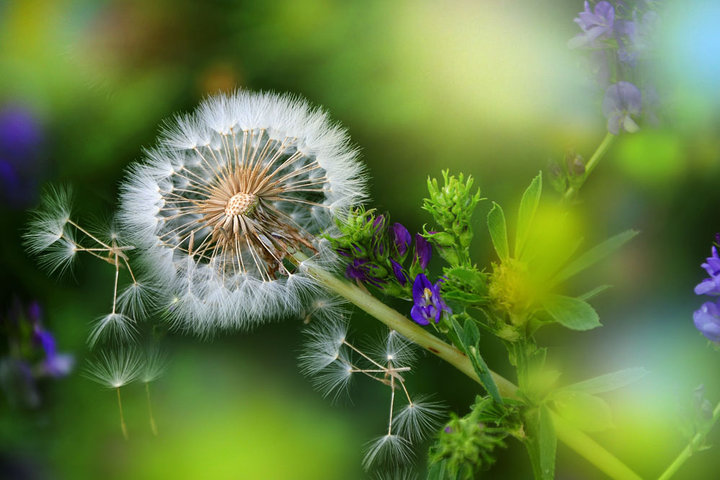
[
  {"x1": 303, "y1": 259, "x2": 642, "y2": 480},
  {"x1": 656, "y1": 400, "x2": 720, "y2": 480}
]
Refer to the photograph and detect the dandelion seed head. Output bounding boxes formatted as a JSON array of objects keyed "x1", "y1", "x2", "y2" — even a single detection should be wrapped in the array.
[
  {"x1": 120, "y1": 90, "x2": 367, "y2": 334},
  {"x1": 141, "y1": 346, "x2": 168, "y2": 383}
]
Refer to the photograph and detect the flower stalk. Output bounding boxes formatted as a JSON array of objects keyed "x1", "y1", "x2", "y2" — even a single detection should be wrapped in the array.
[
  {"x1": 302, "y1": 257, "x2": 642, "y2": 480},
  {"x1": 656, "y1": 399, "x2": 720, "y2": 480},
  {"x1": 563, "y1": 132, "x2": 615, "y2": 201}
]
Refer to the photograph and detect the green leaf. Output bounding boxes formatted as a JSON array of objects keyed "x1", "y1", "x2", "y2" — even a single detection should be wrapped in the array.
[
  {"x1": 445, "y1": 266, "x2": 487, "y2": 293},
  {"x1": 553, "y1": 391, "x2": 613, "y2": 432},
  {"x1": 487, "y1": 202, "x2": 509, "y2": 261},
  {"x1": 525, "y1": 405, "x2": 556, "y2": 480},
  {"x1": 427, "y1": 459, "x2": 448, "y2": 480},
  {"x1": 541, "y1": 294, "x2": 601, "y2": 331},
  {"x1": 450, "y1": 318, "x2": 503, "y2": 404},
  {"x1": 561, "y1": 367, "x2": 648, "y2": 395},
  {"x1": 515, "y1": 172, "x2": 542, "y2": 260},
  {"x1": 551, "y1": 230, "x2": 639, "y2": 286}
]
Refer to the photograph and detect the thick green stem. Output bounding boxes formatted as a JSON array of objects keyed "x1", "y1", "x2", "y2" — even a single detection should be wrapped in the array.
[
  {"x1": 657, "y1": 400, "x2": 720, "y2": 480},
  {"x1": 553, "y1": 412, "x2": 642, "y2": 480},
  {"x1": 304, "y1": 260, "x2": 642, "y2": 480},
  {"x1": 563, "y1": 132, "x2": 616, "y2": 201}
]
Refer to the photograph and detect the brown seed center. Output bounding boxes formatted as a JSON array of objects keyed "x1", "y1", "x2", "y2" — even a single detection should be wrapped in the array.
[{"x1": 224, "y1": 192, "x2": 258, "y2": 217}]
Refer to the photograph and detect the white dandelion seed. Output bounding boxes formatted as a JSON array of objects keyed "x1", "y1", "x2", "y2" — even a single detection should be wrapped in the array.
[
  {"x1": 85, "y1": 348, "x2": 142, "y2": 439},
  {"x1": 87, "y1": 312, "x2": 138, "y2": 348},
  {"x1": 84, "y1": 347, "x2": 142, "y2": 389},
  {"x1": 116, "y1": 280, "x2": 159, "y2": 319},
  {"x1": 119, "y1": 90, "x2": 367, "y2": 335},
  {"x1": 394, "y1": 395, "x2": 446, "y2": 442},
  {"x1": 299, "y1": 317, "x2": 349, "y2": 375},
  {"x1": 309, "y1": 351, "x2": 355, "y2": 402},
  {"x1": 362, "y1": 434, "x2": 413, "y2": 471},
  {"x1": 23, "y1": 185, "x2": 73, "y2": 254}
]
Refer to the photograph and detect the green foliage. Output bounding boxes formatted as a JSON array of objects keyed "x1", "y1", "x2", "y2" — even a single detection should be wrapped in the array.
[
  {"x1": 441, "y1": 266, "x2": 488, "y2": 305},
  {"x1": 428, "y1": 396, "x2": 521, "y2": 479},
  {"x1": 560, "y1": 368, "x2": 648, "y2": 395},
  {"x1": 486, "y1": 202, "x2": 509, "y2": 262},
  {"x1": 524, "y1": 405, "x2": 557, "y2": 480},
  {"x1": 552, "y1": 391, "x2": 613, "y2": 432},
  {"x1": 551, "y1": 230, "x2": 640, "y2": 287},
  {"x1": 541, "y1": 294, "x2": 601, "y2": 331},
  {"x1": 515, "y1": 172, "x2": 542, "y2": 261},
  {"x1": 449, "y1": 316, "x2": 502, "y2": 404},
  {"x1": 423, "y1": 170, "x2": 484, "y2": 266}
]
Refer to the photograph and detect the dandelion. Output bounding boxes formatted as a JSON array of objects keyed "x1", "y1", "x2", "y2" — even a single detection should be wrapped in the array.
[
  {"x1": 85, "y1": 347, "x2": 142, "y2": 439},
  {"x1": 119, "y1": 90, "x2": 367, "y2": 335}
]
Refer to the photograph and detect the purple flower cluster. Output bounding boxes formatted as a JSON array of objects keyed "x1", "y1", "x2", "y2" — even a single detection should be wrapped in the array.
[
  {"x1": 569, "y1": 1, "x2": 660, "y2": 134},
  {"x1": 0, "y1": 300, "x2": 74, "y2": 407},
  {"x1": 693, "y1": 244, "x2": 720, "y2": 342},
  {"x1": 335, "y1": 212, "x2": 451, "y2": 326}
]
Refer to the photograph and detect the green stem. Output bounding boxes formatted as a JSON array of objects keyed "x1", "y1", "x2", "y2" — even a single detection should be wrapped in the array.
[
  {"x1": 116, "y1": 387, "x2": 128, "y2": 440},
  {"x1": 552, "y1": 411, "x2": 642, "y2": 480},
  {"x1": 563, "y1": 132, "x2": 616, "y2": 201},
  {"x1": 303, "y1": 260, "x2": 642, "y2": 480},
  {"x1": 657, "y1": 400, "x2": 720, "y2": 480}
]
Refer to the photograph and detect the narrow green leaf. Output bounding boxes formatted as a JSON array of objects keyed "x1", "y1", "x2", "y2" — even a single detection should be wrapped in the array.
[
  {"x1": 552, "y1": 230, "x2": 639, "y2": 286},
  {"x1": 525, "y1": 405, "x2": 557, "y2": 480},
  {"x1": 562, "y1": 367, "x2": 648, "y2": 395},
  {"x1": 553, "y1": 391, "x2": 613, "y2": 432},
  {"x1": 487, "y1": 202, "x2": 509, "y2": 261},
  {"x1": 515, "y1": 172, "x2": 542, "y2": 260},
  {"x1": 577, "y1": 284, "x2": 612, "y2": 302},
  {"x1": 450, "y1": 318, "x2": 503, "y2": 404},
  {"x1": 462, "y1": 317, "x2": 481, "y2": 346},
  {"x1": 542, "y1": 294, "x2": 601, "y2": 331}
]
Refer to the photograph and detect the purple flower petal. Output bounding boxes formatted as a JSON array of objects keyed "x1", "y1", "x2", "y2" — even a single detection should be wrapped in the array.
[
  {"x1": 390, "y1": 259, "x2": 407, "y2": 286},
  {"x1": 694, "y1": 301, "x2": 720, "y2": 342},
  {"x1": 391, "y1": 223, "x2": 411, "y2": 256},
  {"x1": 414, "y1": 234, "x2": 432, "y2": 270}
]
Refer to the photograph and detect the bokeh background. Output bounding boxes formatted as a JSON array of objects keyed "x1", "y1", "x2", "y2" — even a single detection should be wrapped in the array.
[{"x1": 1, "y1": 0, "x2": 720, "y2": 478}]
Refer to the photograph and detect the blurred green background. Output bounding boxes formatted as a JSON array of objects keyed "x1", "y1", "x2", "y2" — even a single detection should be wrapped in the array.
[{"x1": 1, "y1": 0, "x2": 720, "y2": 478}]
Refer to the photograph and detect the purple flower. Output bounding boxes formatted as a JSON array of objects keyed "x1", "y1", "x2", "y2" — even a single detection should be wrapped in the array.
[
  {"x1": 410, "y1": 273, "x2": 451, "y2": 325},
  {"x1": 694, "y1": 301, "x2": 720, "y2": 342},
  {"x1": 390, "y1": 259, "x2": 407, "y2": 286},
  {"x1": 695, "y1": 246, "x2": 720, "y2": 295},
  {"x1": 602, "y1": 82, "x2": 642, "y2": 134},
  {"x1": 345, "y1": 258, "x2": 384, "y2": 287},
  {"x1": 414, "y1": 234, "x2": 432, "y2": 270},
  {"x1": 569, "y1": 1, "x2": 615, "y2": 48},
  {"x1": 391, "y1": 223, "x2": 411, "y2": 256}
]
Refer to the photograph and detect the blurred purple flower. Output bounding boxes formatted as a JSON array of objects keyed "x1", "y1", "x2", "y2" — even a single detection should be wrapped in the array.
[
  {"x1": 410, "y1": 273, "x2": 451, "y2": 325},
  {"x1": 0, "y1": 105, "x2": 44, "y2": 208},
  {"x1": 694, "y1": 301, "x2": 720, "y2": 342},
  {"x1": 602, "y1": 82, "x2": 642, "y2": 134},
  {"x1": 414, "y1": 234, "x2": 432, "y2": 270},
  {"x1": 569, "y1": 1, "x2": 615, "y2": 48},
  {"x1": 391, "y1": 223, "x2": 411, "y2": 256},
  {"x1": 695, "y1": 246, "x2": 720, "y2": 295}
]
